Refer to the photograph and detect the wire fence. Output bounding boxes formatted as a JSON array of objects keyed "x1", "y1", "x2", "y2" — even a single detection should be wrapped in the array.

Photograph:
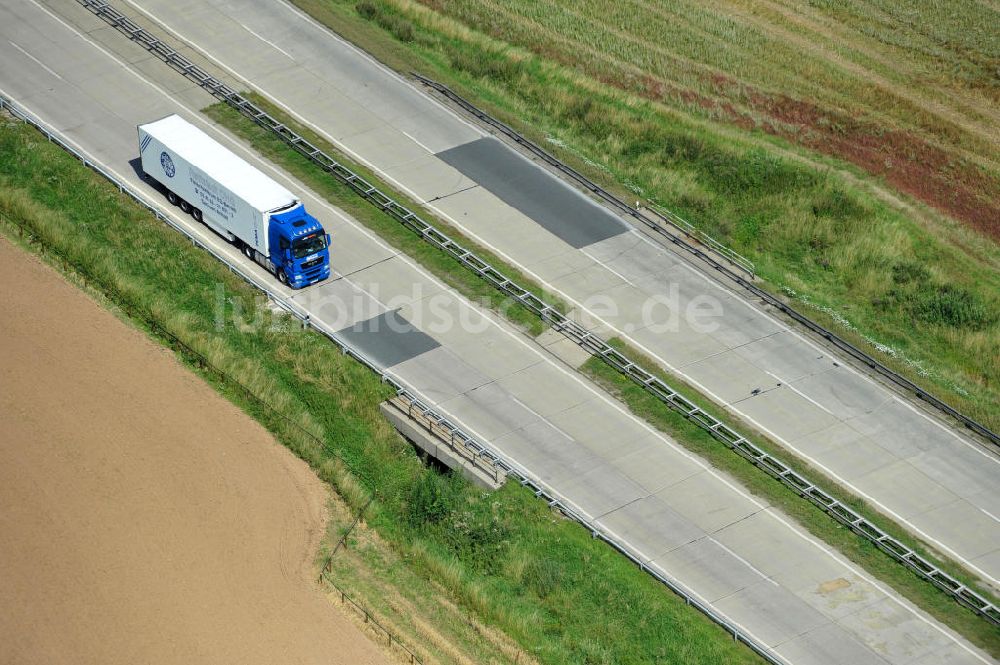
[
  {"x1": 318, "y1": 492, "x2": 425, "y2": 665},
  {"x1": 323, "y1": 491, "x2": 378, "y2": 570},
  {"x1": 320, "y1": 576, "x2": 424, "y2": 665},
  {"x1": 1, "y1": 86, "x2": 791, "y2": 665},
  {"x1": 71, "y1": 0, "x2": 1000, "y2": 628}
]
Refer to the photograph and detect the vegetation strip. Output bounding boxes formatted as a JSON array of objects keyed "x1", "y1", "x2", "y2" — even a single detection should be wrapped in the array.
[
  {"x1": 0, "y1": 106, "x2": 765, "y2": 664},
  {"x1": 412, "y1": 74, "x2": 999, "y2": 448},
  {"x1": 76, "y1": 0, "x2": 998, "y2": 624}
]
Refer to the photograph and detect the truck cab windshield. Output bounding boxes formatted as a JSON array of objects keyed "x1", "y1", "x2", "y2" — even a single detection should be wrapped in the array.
[{"x1": 291, "y1": 233, "x2": 327, "y2": 259}]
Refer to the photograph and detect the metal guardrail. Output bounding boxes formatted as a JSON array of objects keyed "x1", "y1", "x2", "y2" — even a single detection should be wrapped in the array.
[
  {"x1": 411, "y1": 75, "x2": 1000, "y2": 452},
  {"x1": 70, "y1": 0, "x2": 1000, "y2": 628},
  {"x1": 411, "y1": 73, "x2": 757, "y2": 278},
  {"x1": 1, "y1": 83, "x2": 789, "y2": 664}
]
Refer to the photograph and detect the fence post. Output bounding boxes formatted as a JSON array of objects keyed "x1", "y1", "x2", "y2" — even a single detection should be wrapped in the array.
[{"x1": 329, "y1": 490, "x2": 376, "y2": 560}]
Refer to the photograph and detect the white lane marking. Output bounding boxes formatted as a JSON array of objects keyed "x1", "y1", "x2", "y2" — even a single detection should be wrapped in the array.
[
  {"x1": 238, "y1": 22, "x2": 295, "y2": 60},
  {"x1": 507, "y1": 394, "x2": 576, "y2": 442},
  {"x1": 8, "y1": 40, "x2": 63, "y2": 79},
  {"x1": 710, "y1": 537, "x2": 780, "y2": 587},
  {"x1": 581, "y1": 248, "x2": 638, "y2": 287},
  {"x1": 765, "y1": 371, "x2": 834, "y2": 416},
  {"x1": 400, "y1": 129, "x2": 434, "y2": 155},
  {"x1": 981, "y1": 509, "x2": 1000, "y2": 525},
  {"x1": 594, "y1": 523, "x2": 791, "y2": 661},
  {"x1": 116, "y1": 0, "x2": 1000, "y2": 588},
  {"x1": 19, "y1": 4, "x2": 991, "y2": 658}
]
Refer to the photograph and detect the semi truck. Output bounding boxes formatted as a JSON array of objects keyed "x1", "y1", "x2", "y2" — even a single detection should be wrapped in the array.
[{"x1": 138, "y1": 114, "x2": 330, "y2": 289}]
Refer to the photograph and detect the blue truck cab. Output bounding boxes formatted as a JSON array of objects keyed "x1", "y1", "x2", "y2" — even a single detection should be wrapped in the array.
[{"x1": 268, "y1": 205, "x2": 331, "y2": 288}]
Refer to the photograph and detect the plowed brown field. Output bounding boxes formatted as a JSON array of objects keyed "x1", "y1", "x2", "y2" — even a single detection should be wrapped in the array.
[{"x1": 0, "y1": 236, "x2": 388, "y2": 665}]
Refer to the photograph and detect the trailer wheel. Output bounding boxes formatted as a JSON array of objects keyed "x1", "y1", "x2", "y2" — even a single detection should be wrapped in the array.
[
  {"x1": 277, "y1": 269, "x2": 290, "y2": 286},
  {"x1": 179, "y1": 200, "x2": 192, "y2": 214},
  {"x1": 166, "y1": 191, "x2": 179, "y2": 205},
  {"x1": 192, "y1": 208, "x2": 203, "y2": 222},
  {"x1": 242, "y1": 243, "x2": 254, "y2": 261}
]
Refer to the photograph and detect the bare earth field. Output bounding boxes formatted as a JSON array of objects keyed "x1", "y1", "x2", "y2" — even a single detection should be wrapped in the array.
[{"x1": 0, "y1": 236, "x2": 388, "y2": 665}]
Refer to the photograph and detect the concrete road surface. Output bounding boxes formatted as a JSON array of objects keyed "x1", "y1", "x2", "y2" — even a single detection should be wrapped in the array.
[
  {"x1": 0, "y1": 1, "x2": 991, "y2": 663},
  {"x1": 105, "y1": 0, "x2": 1000, "y2": 590}
]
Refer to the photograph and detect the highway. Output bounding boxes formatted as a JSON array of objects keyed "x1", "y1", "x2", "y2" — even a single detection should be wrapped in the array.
[
  {"x1": 0, "y1": 1, "x2": 991, "y2": 663},
  {"x1": 104, "y1": 0, "x2": 1000, "y2": 591}
]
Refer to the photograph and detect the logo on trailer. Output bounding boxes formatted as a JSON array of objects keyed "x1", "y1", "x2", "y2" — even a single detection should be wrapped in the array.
[{"x1": 160, "y1": 151, "x2": 176, "y2": 178}]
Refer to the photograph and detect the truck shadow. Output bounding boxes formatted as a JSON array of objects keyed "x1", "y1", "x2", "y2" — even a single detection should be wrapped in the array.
[
  {"x1": 127, "y1": 157, "x2": 144, "y2": 179},
  {"x1": 128, "y1": 157, "x2": 166, "y2": 198}
]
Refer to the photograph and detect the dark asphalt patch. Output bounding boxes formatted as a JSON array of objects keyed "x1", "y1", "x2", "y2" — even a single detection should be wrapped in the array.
[
  {"x1": 336, "y1": 310, "x2": 440, "y2": 368},
  {"x1": 436, "y1": 137, "x2": 627, "y2": 249}
]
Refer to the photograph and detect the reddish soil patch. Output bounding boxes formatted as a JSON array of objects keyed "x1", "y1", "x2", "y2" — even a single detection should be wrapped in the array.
[
  {"x1": 697, "y1": 72, "x2": 1000, "y2": 238},
  {"x1": 688, "y1": 71, "x2": 999, "y2": 237},
  {"x1": 748, "y1": 91, "x2": 999, "y2": 239},
  {"x1": 0, "y1": 237, "x2": 389, "y2": 665}
]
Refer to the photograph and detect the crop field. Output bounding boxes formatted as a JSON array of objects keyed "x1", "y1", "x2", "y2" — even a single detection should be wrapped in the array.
[
  {"x1": 424, "y1": 0, "x2": 999, "y2": 237},
  {"x1": 295, "y1": 0, "x2": 1000, "y2": 432},
  {"x1": 0, "y1": 235, "x2": 388, "y2": 664}
]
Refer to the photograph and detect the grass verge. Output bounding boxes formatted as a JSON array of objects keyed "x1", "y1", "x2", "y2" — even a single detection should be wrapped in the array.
[
  {"x1": 0, "y1": 111, "x2": 763, "y2": 664},
  {"x1": 290, "y1": 0, "x2": 1000, "y2": 434},
  {"x1": 201, "y1": 94, "x2": 1000, "y2": 651}
]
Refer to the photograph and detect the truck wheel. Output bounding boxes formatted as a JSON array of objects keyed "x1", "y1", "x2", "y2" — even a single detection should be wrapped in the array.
[
  {"x1": 277, "y1": 269, "x2": 290, "y2": 286},
  {"x1": 166, "y1": 191, "x2": 179, "y2": 205},
  {"x1": 179, "y1": 200, "x2": 192, "y2": 214},
  {"x1": 192, "y1": 208, "x2": 203, "y2": 222},
  {"x1": 242, "y1": 244, "x2": 254, "y2": 260}
]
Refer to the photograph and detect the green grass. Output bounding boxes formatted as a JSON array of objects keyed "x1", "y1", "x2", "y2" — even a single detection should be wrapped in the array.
[
  {"x1": 287, "y1": 0, "x2": 1000, "y2": 435},
  {"x1": 0, "y1": 113, "x2": 764, "y2": 664},
  {"x1": 201, "y1": 94, "x2": 1000, "y2": 651},
  {"x1": 204, "y1": 95, "x2": 566, "y2": 338}
]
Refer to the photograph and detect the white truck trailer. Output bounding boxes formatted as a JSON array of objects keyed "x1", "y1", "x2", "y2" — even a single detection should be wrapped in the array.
[{"x1": 138, "y1": 114, "x2": 330, "y2": 288}]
